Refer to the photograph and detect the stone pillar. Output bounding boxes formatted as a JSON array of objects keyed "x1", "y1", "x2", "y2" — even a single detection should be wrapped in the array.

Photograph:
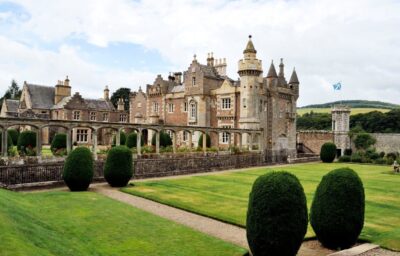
[
  {"x1": 215, "y1": 132, "x2": 219, "y2": 153},
  {"x1": 239, "y1": 133, "x2": 243, "y2": 151},
  {"x1": 172, "y1": 131, "x2": 177, "y2": 154},
  {"x1": 248, "y1": 133, "x2": 253, "y2": 151},
  {"x1": 202, "y1": 131, "x2": 207, "y2": 155},
  {"x1": 228, "y1": 132, "x2": 232, "y2": 152},
  {"x1": 66, "y1": 129, "x2": 72, "y2": 154},
  {"x1": 92, "y1": 129, "x2": 98, "y2": 160},
  {"x1": 36, "y1": 128, "x2": 42, "y2": 157},
  {"x1": 2, "y1": 129, "x2": 7, "y2": 157},
  {"x1": 258, "y1": 133, "x2": 263, "y2": 153},
  {"x1": 155, "y1": 131, "x2": 160, "y2": 155},
  {"x1": 188, "y1": 131, "x2": 193, "y2": 151},
  {"x1": 137, "y1": 129, "x2": 142, "y2": 156},
  {"x1": 116, "y1": 129, "x2": 121, "y2": 146}
]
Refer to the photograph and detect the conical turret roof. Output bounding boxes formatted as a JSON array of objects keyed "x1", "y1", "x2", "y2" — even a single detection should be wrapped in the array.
[
  {"x1": 289, "y1": 68, "x2": 299, "y2": 84},
  {"x1": 243, "y1": 35, "x2": 257, "y2": 54},
  {"x1": 266, "y1": 61, "x2": 278, "y2": 78}
]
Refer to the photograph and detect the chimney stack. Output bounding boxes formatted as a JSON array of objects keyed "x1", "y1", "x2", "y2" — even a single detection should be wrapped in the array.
[
  {"x1": 117, "y1": 97, "x2": 125, "y2": 111},
  {"x1": 104, "y1": 85, "x2": 110, "y2": 100}
]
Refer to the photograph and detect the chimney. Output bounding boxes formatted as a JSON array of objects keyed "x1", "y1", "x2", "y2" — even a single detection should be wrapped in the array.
[
  {"x1": 174, "y1": 72, "x2": 182, "y2": 84},
  {"x1": 104, "y1": 85, "x2": 110, "y2": 100},
  {"x1": 117, "y1": 97, "x2": 125, "y2": 111},
  {"x1": 215, "y1": 58, "x2": 227, "y2": 76},
  {"x1": 54, "y1": 76, "x2": 71, "y2": 104},
  {"x1": 168, "y1": 72, "x2": 175, "y2": 82},
  {"x1": 207, "y1": 52, "x2": 215, "y2": 66}
]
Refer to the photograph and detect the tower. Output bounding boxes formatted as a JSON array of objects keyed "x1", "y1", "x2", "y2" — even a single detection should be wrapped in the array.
[
  {"x1": 238, "y1": 35, "x2": 263, "y2": 147},
  {"x1": 54, "y1": 76, "x2": 71, "y2": 104},
  {"x1": 104, "y1": 86, "x2": 110, "y2": 100},
  {"x1": 332, "y1": 105, "x2": 351, "y2": 156}
]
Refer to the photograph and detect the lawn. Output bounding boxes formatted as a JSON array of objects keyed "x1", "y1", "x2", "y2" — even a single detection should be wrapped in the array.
[
  {"x1": 123, "y1": 163, "x2": 400, "y2": 251},
  {"x1": 297, "y1": 107, "x2": 390, "y2": 116},
  {"x1": 0, "y1": 189, "x2": 246, "y2": 256}
]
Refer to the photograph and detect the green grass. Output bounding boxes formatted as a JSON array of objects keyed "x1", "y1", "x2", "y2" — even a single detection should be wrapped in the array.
[
  {"x1": 123, "y1": 163, "x2": 400, "y2": 251},
  {"x1": 297, "y1": 108, "x2": 390, "y2": 116},
  {"x1": 0, "y1": 189, "x2": 246, "y2": 256}
]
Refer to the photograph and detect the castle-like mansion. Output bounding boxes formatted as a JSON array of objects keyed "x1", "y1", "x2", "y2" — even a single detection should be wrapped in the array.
[{"x1": 130, "y1": 36, "x2": 300, "y2": 160}]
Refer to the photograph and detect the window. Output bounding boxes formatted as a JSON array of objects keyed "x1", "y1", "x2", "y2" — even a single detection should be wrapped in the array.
[
  {"x1": 183, "y1": 131, "x2": 188, "y2": 141},
  {"x1": 184, "y1": 102, "x2": 188, "y2": 112},
  {"x1": 73, "y1": 111, "x2": 80, "y2": 120},
  {"x1": 221, "y1": 126, "x2": 231, "y2": 144},
  {"x1": 102, "y1": 113, "x2": 109, "y2": 122},
  {"x1": 90, "y1": 112, "x2": 96, "y2": 121},
  {"x1": 192, "y1": 77, "x2": 196, "y2": 86},
  {"x1": 76, "y1": 129, "x2": 88, "y2": 143},
  {"x1": 190, "y1": 102, "x2": 197, "y2": 119},
  {"x1": 166, "y1": 130, "x2": 173, "y2": 139},
  {"x1": 137, "y1": 102, "x2": 142, "y2": 108},
  {"x1": 242, "y1": 98, "x2": 247, "y2": 108},
  {"x1": 221, "y1": 98, "x2": 231, "y2": 109},
  {"x1": 119, "y1": 114, "x2": 127, "y2": 123},
  {"x1": 153, "y1": 102, "x2": 159, "y2": 113},
  {"x1": 168, "y1": 103, "x2": 174, "y2": 113}
]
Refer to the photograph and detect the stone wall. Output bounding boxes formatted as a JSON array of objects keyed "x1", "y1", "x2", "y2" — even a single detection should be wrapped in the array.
[
  {"x1": 297, "y1": 130, "x2": 334, "y2": 154},
  {"x1": 371, "y1": 133, "x2": 400, "y2": 153}
]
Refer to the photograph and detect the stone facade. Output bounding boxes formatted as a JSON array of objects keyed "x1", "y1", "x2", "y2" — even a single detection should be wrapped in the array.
[
  {"x1": 297, "y1": 130, "x2": 334, "y2": 154},
  {"x1": 130, "y1": 36, "x2": 300, "y2": 161},
  {"x1": 332, "y1": 105, "x2": 351, "y2": 155}
]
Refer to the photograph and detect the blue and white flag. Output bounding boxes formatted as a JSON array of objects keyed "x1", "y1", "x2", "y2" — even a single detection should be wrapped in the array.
[{"x1": 333, "y1": 82, "x2": 342, "y2": 91}]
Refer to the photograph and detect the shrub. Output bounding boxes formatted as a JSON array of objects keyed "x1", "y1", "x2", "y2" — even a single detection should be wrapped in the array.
[
  {"x1": 17, "y1": 131, "x2": 36, "y2": 154},
  {"x1": 374, "y1": 158, "x2": 386, "y2": 165},
  {"x1": 62, "y1": 147, "x2": 94, "y2": 191},
  {"x1": 247, "y1": 171, "x2": 308, "y2": 256},
  {"x1": 379, "y1": 151, "x2": 385, "y2": 158},
  {"x1": 112, "y1": 131, "x2": 126, "y2": 146},
  {"x1": 125, "y1": 132, "x2": 144, "y2": 148},
  {"x1": 320, "y1": 142, "x2": 337, "y2": 163},
  {"x1": 104, "y1": 146, "x2": 133, "y2": 187},
  {"x1": 354, "y1": 133, "x2": 376, "y2": 150},
  {"x1": 7, "y1": 129, "x2": 19, "y2": 145},
  {"x1": 51, "y1": 133, "x2": 67, "y2": 154},
  {"x1": 386, "y1": 152, "x2": 398, "y2": 161},
  {"x1": 351, "y1": 152, "x2": 362, "y2": 163},
  {"x1": 344, "y1": 148, "x2": 352, "y2": 156},
  {"x1": 0, "y1": 132, "x2": 13, "y2": 153},
  {"x1": 198, "y1": 133, "x2": 211, "y2": 148},
  {"x1": 151, "y1": 131, "x2": 172, "y2": 147},
  {"x1": 365, "y1": 148, "x2": 379, "y2": 160},
  {"x1": 310, "y1": 168, "x2": 365, "y2": 250},
  {"x1": 338, "y1": 155, "x2": 351, "y2": 162}
]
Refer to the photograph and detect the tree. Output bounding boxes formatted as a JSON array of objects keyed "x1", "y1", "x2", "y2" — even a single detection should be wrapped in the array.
[
  {"x1": 0, "y1": 80, "x2": 22, "y2": 112},
  {"x1": 354, "y1": 133, "x2": 376, "y2": 151},
  {"x1": 110, "y1": 88, "x2": 131, "y2": 110}
]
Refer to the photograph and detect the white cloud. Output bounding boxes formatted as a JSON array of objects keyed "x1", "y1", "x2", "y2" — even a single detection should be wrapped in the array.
[{"x1": 1, "y1": 0, "x2": 400, "y2": 106}]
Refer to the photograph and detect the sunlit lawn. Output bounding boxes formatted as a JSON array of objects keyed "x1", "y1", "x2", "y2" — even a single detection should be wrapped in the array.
[
  {"x1": 0, "y1": 189, "x2": 246, "y2": 256},
  {"x1": 123, "y1": 163, "x2": 400, "y2": 251}
]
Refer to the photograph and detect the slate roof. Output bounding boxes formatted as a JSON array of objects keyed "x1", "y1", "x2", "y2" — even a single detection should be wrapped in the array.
[
  {"x1": 26, "y1": 84, "x2": 55, "y2": 109},
  {"x1": 170, "y1": 84, "x2": 185, "y2": 93},
  {"x1": 5, "y1": 99, "x2": 19, "y2": 113},
  {"x1": 266, "y1": 62, "x2": 278, "y2": 78},
  {"x1": 289, "y1": 69, "x2": 299, "y2": 84},
  {"x1": 199, "y1": 64, "x2": 221, "y2": 79},
  {"x1": 243, "y1": 37, "x2": 257, "y2": 54},
  {"x1": 85, "y1": 99, "x2": 115, "y2": 111},
  {"x1": 52, "y1": 96, "x2": 71, "y2": 109}
]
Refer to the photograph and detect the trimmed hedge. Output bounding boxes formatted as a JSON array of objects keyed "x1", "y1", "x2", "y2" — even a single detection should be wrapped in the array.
[
  {"x1": 62, "y1": 147, "x2": 94, "y2": 191},
  {"x1": 310, "y1": 168, "x2": 365, "y2": 249},
  {"x1": 151, "y1": 131, "x2": 172, "y2": 147},
  {"x1": 198, "y1": 133, "x2": 211, "y2": 148},
  {"x1": 247, "y1": 171, "x2": 308, "y2": 256},
  {"x1": 51, "y1": 133, "x2": 67, "y2": 151},
  {"x1": 104, "y1": 146, "x2": 133, "y2": 187},
  {"x1": 125, "y1": 132, "x2": 144, "y2": 148},
  {"x1": 0, "y1": 132, "x2": 13, "y2": 152},
  {"x1": 7, "y1": 129, "x2": 19, "y2": 145},
  {"x1": 112, "y1": 131, "x2": 126, "y2": 146},
  {"x1": 320, "y1": 142, "x2": 337, "y2": 163},
  {"x1": 338, "y1": 155, "x2": 351, "y2": 162},
  {"x1": 17, "y1": 130, "x2": 36, "y2": 154}
]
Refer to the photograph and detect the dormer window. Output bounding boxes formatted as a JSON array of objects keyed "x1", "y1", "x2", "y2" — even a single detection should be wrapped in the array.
[
  {"x1": 102, "y1": 113, "x2": 109, "y2": 122},
  {"x1": 119, "y1": 114, "x2": 127, "y2": 123},
  {"x1": 73, "y1": 111, "x2": 80, "y2": 120},
  {"x1": 90, "y1": 112, "x2": 96, "y2": 121}
]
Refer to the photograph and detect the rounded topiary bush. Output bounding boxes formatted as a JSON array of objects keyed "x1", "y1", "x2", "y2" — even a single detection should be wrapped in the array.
[
  {"x1": 7, "y1": 129, "x2": 19, "y2": 145},
  {"x1": 320, "y1": 142, "x2": 337, "y2": 163},
  {"x1": 51, "y1": 133, "x2": 67, "y2": 151},
  {"x1": 151, "y1": 131, "x2": 172, "y2": 147},
  {"x1": 198, "y1": 133, "x2": 211, "y2": 148},
  {"x1": 0, "y1": 132, "x2": 13, "y2": 152},
  {"x1": 62, "y1": 147, "x2": 94, "y2": 191},
  {"x1": 125, "y1": 132, "x2": 144, "y2": 148},
  {"x1": 112, "y1": 131, "x2": 126, "y2": 146},
  {"x1": 310, "y1": 168, "x2": 365, "y2": 250},
  {"x1": 104, "y1": 146, "x2": 133, "y2": 187},
  {"x1": 247, "y1": 171, "x2": 308, "y2": 256},
  {"x1": 17, "y1": 130, "x2": 36, "y2": 153}
]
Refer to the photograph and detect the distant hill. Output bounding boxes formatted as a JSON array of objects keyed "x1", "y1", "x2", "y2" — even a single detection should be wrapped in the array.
[{"x1": 299, "y1": 100, "x2": 400, "y2": 109}]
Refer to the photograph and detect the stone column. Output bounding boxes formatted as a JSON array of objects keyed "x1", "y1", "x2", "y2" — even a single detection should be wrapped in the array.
[
  {"x1": 228, "y1": 132, "x2": 232, "y2": 153},
  {"x1": 116, "y1": 129, "x2": 121, "y2": 146},
  {"x1": 239, "y1": 133, "x2": 242, "y2": 151},
  {"x1": 258, "y1": 133, "x2": 263, "y2": 153},
  {"x1": 92, "y1": 129, "x2": 98, "y2": 160},
  {"x1": 36, "y1": 128, "x2": 42, "y2": 157},
  {"x1": 155, "y1": 130, "x2": 160, "y2": 155},
  {"x1": 248, "y1": 133, "x2": 253, "y2": 151},
  {"x1": 215, "y1": 132, "x2": 219, "y2": 154},
  {"x1": 66, "y1": 129, "x2": 72, "y2": 154},
  {"x1": 202, "y1": 131, "x2": 207, "y2": 155},
  {"x1": 172, "y1": 131, "x2": 177, "y2": 154},
  {"x1": 2, "y1": 129, "x2": 7, "y2": 157},
  {"x1": 188, "y1": 131, "x2": 193, "y2": 151},
  {"x1": 137, "y1": 129, "x2": 142, "y2": 156}
]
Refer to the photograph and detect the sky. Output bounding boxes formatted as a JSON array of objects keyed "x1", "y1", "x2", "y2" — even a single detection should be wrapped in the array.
[{"x1": 0, "y1": 0, "x2": 399, "y2": 107}]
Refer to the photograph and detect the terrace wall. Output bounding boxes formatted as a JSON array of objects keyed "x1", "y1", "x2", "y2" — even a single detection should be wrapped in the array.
[{"x1": 297, "y1": 130, "x2": 334, "y2": 154}]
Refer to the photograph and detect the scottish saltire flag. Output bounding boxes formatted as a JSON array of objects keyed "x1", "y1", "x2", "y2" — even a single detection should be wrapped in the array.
[{"x1": 333, "y1": 82, "x2": 342, "y2": 91}]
